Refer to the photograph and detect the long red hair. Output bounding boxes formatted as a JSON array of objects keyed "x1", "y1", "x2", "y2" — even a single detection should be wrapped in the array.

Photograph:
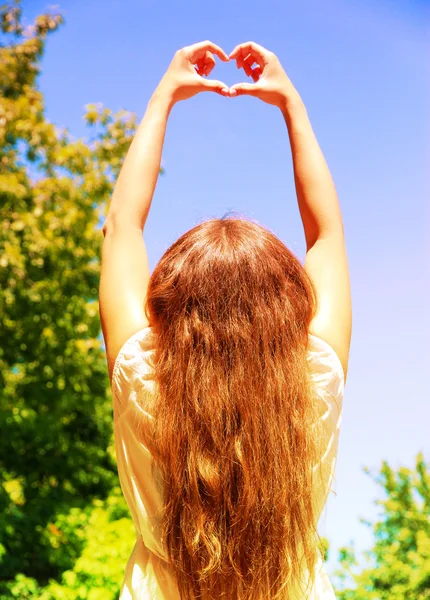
[{"x1": 140, "y1": 215, "x2": 327, "y2": 599}]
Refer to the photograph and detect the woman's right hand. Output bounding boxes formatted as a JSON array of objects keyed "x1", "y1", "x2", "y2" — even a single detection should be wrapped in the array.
[{"x1": 228, "y1": 42, "x2": 301, "y2": 110}]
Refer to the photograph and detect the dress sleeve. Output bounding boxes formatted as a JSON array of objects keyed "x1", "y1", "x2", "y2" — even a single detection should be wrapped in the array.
[
  {"x1": 110, "y1": 327, "x2": 156, "y2": 417},
  {"x1": 307, "y1": 334, "x2": 346, "y2": 518},
  {"x1": 307, "y1": 333, "x2": 345, "y2": 428}
]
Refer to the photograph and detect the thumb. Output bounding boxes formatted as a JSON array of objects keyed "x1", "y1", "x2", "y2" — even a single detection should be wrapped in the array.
[
  {"x1": 228, "y1": 83, "x2": 259, "y2": 97},
  {"x1": 202, "y1": 79, "x2": 230, "y2": 96}
]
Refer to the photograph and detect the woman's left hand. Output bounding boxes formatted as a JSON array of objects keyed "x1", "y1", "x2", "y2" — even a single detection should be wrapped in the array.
[{"x1": 158, "y1": 41, "x2": 230, "y2": 104}]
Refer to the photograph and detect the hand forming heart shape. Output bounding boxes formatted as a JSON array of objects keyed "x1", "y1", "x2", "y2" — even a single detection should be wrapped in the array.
[{"x1": 159, "y1": 40, "x2": 300, "y2": 110}]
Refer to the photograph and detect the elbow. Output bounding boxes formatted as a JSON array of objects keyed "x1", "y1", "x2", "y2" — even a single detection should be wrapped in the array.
[
  {"x1": 102, "y1": 219, "x2": 114, "y2": 238},
  {"x1": 101, "y1": 215, "x2": 145, "y2": 236}
]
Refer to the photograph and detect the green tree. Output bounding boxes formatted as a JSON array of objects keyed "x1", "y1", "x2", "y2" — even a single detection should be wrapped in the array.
[
  {"x1": 2, "y1": 486, "x2": 136, "y2": 600},
  {"x1": 332, "y1": 452, "x2": 430, "y2": 599},
  {"x1": 0, "y1": 1, "x2": 148, "y2": 596}
]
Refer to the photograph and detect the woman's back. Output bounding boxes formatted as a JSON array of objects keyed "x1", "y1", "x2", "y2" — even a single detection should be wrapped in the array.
[{"x1": 111, "y1": 326, "x2": 345, "y2": 599}]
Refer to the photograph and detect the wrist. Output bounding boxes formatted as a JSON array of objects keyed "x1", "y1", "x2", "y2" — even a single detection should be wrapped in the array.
[
  {"x1": 279, "y1": 90, "x2": 307, "y2": 121},
  {"x1": 150, "y1": 79, "x2": 177, "y2": 113}
]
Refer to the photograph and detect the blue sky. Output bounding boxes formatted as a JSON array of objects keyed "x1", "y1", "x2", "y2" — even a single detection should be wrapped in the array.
[{"x1": 23, "y1": 0, "x2": 429, "y2": 576}]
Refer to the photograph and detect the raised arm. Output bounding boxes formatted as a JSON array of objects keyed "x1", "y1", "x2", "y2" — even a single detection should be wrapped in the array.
[
  {"x1": 229, "y1": 42, "x2": 352, "y2": 381},
  {"x1": 103, "y1": 41, "x2": 230, "y2": 231},
  {"x1": 99, "y1": 42, "x2": 229, "y2": 380},
  {"x1": 284, "y1": 98, "x2": 352, "y2": 382}
]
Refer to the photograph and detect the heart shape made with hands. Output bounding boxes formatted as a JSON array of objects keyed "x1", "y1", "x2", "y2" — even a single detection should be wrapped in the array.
[{"x1": 189, "y1": 41, "x2": 269, "y2": 97}]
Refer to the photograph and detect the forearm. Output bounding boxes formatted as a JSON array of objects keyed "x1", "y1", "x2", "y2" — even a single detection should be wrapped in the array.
[
  {"x1": 104, "y1": 86, "x2": 174, "y2": 231},
  {"x1": 281, "y1": 95, "x2": 344, "y2": 249}
]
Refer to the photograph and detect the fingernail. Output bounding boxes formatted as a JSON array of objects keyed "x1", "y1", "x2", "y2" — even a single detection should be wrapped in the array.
[{"x1": 229, "y1": 89, "x2": 237, "y2": 97}]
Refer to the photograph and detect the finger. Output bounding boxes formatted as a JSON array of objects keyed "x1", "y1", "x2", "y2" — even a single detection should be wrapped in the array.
[
  {"x1": 187, "y1": 40, "x2": 229, "y2": 63},
  {"x1": 195, "y1": 52, "x2": 215, "y2": 77},
  {"x1": 203, "y1": 51, "x2": 216, "y2": 76},
  {"x1": 243, "y1": 54, "x2": 258, "y2": 78},
  {"x1": 236, "y1": 56, "x2": 252, "y2": 78},
  {"x1": 228, "y1": 82, "x2": 259, "y2": 97},
  {"x1": 229, "y1": 41, "x2": 268, "y2": 63},
  {"x1": 201, "y1": 79, "x2": 230, "y2": 96},
  {"x1": 250, "y1": 65, "x2": 262, "y2": 82},
  {"x1": 243, "y1": 53, "x2": 256, "y2": 67},
  {"x1": 194, "y1": 57, "x2": 206, "y2": 76}
]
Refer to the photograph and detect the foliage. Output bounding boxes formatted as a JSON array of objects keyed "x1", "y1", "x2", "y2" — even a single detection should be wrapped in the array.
[
  {"x1": 0, "y1": 0, "x2": 141, "y2": 595},
  {"x1": 332, "y1": 452, "x2": 430, "y2": 599},
  {"x1": 1, "y1": 486, "x2": 135, "y2": 599}
]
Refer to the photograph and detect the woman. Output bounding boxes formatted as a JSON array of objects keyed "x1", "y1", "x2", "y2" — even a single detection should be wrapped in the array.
[{"x1": 99, "y1": 40, "x2": 352, "y2": 600}]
